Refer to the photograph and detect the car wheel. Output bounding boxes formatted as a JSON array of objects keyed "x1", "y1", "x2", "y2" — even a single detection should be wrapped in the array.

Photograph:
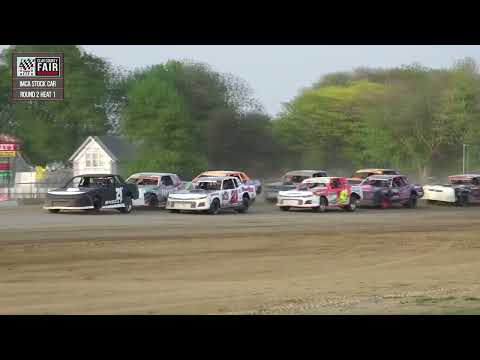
[
  {"x1": 318, "y1": 196, "x2": 328, "y2": 213},
  {"x1": 256, "y1": 186, "x2": 262, "y2": 195},
  {"x1": 169, "y1": 209, "x2": 180, "y2": 213},
  {"x1": 346, "y1": 196, "x2": 359, "y2": 212},
  {"x1": 145, "y1": 193, "x2": 159, "y2": 208},
  {"x1": 88, "y1": 196, "x2": 102, "y2": 213},
  {"x1": 208, "y1": 199, "x2": 220, "y2": 215},
  {"x1": 48, "y1": 209, "x2": 60, "y2": 214},
  {"x1": 280, "y1": 206, "x2": 290, "y2": 211},
  {"x1": 119, "y1": 195, "x2": 133, "y2": 213},
  {"x1": 456, "y1": 193, "x2": 469, "y2": 207},
  {"x1": 235, "y1": 196, "x2": 250, "y2": 213},
  {"x1": 403, "y1": 194, "x2": 417, "y2": 208}
]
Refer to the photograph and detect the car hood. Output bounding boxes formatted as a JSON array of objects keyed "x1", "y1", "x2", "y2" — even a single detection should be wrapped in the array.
[
  {"x1": 278, "y1": 190, "x2": 314, "y2": 197},
  {"x1": 47, "y1": 187, "x2": 96, "y2": 196},
  {"x1": 168, "y1": 190, "x2": 218, "y2": 200}
]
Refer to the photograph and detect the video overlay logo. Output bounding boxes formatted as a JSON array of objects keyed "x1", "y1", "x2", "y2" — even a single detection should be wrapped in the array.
[{"x1": 12, "y1": 52, "x2": 64, "y2": 101}]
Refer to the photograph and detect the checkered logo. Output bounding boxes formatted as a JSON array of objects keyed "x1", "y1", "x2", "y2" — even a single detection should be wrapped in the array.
[{"x1": 16, "y1": 57, "x2": 36, "y2": 77}]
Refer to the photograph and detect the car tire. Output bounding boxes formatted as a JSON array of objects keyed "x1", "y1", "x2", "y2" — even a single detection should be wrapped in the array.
[
  {"x1": 376, "y1": 193, "x2": 391, "y2": 209},
  {"x1": 87, "y1": 196, "x2": 102, "y2": 214},
  {"x1": 208, "y1": 199, "x2": 220, "y2": 215},
  {"x1": 145, "y1": 193, "x2": 159, "y2": 208},
  {"x1": 256, "y1": 186, "x2": 262, "y2": 195},
  {"x1": 280, "y1": 206, "x2": 290, "y2": 211},
  {"x1": 346, "y1": 195, "x2": 359, "y2": 212},
  {"x1": 403, "y1": 194, "x2": 417, "y2": 208},
  {"x1": 119, "y1": 195, "x2": 133, "y2": 214},
  {"x1": 456, "y1": 193, "x2": 469, "y2": 207},
  {"x1": 235, "y1": 196, "x2": 250, "y2": 214},
  {"x1": 48, "y1": 209, "x2": 60, "y2": 214},
  {"x1": 169, "y1": 209, "x2": 180, "y2": 213},
  {"x1": 318, "y1": 196, "x2": 328, "y2": 213}
]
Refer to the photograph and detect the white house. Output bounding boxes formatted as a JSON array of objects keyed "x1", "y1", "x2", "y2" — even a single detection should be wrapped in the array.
[{"x1": 69, "y1": 136, "x2": 138, "y2": 177}]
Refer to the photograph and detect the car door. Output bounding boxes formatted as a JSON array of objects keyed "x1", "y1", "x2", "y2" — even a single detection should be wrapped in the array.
[
  {"x1": 159, "y1": 175, "x2": 175, "y2": 204},
  {"x1": 101, "y1": 176, "x2": 120, "y2": 206},
  {"x1": 469, "y1": 177, "x2": 480, "y2": 202},
  {"x1": 390, "y1": 178, "x2": 402, "y2": 202},
  {"x1": 399, "y1": 177, "x2": 412, "y2": 201},
  {"x1": 221, "y1": 179, "x2": 237, "y2": 207}
]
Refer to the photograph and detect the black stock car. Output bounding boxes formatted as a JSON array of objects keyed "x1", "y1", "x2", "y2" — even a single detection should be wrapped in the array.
[{"x1": 43, "y1": 174, "x2": 139, "y2": 214}]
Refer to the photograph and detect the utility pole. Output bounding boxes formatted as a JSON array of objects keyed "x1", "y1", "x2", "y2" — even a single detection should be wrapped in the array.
[{"x1": 463, "y1": 144, "x2": 467, "y2": 174}]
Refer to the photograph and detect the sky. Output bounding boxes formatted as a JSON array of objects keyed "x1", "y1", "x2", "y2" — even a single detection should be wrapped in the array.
[{"x1": 2, "y1": 45, "x2": 480, "y2": 115}]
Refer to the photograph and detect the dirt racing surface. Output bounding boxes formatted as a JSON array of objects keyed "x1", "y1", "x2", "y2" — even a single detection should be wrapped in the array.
[{"x1": 1, "y1": 200, "x2": 480, "y2": 314}]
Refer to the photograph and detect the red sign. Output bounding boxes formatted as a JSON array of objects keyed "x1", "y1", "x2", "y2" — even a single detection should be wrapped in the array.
[
  {"x1": 0, "y1": 144, "x2": 17, "y2": 151},
  {"x1": 0, "y1": 163, "x2": 10, "y2": 170}
]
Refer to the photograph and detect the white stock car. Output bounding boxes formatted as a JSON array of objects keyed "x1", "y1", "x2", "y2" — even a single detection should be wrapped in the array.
[{"x1": 166, "y1": 176, "x2": 256, "y2": 215}]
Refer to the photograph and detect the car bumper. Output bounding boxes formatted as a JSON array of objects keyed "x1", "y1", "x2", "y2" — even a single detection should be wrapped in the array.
[
  {"x1": 422, "y1": 188, "x2": 456, "y2": 202},
  {"x1": 166, "y1": 199, "x2": 210, "y2": 211},
  {"x1": 43, "y1": 196, "x2": 93, "y2": 210},
  {"x1": 276, "y1": 196, "x2": 319, "y2": 208}
]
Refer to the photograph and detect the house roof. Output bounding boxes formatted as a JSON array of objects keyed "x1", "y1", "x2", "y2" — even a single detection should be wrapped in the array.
[{"x1": 69, "y1": 136, "x2": 138, "y2": 162}]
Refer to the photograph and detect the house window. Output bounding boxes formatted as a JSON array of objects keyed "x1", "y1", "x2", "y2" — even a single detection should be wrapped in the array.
[{"x1": 85, "y1": 152, "x2": 104, "y2": 168}]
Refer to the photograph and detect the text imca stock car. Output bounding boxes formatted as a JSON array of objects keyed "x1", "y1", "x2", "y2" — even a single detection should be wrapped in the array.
[
  {"x1": 166, "y1": 176, "x2": 256, "y2": 215},
  {"x1": 276, "y1": 177, "x2": 362, "y2": 212},
  {"x1": 43, "y1": 174, "x2": 139, "y2": 214}
]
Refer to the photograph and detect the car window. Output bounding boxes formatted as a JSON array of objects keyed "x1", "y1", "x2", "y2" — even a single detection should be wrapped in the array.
[
  {"x1": 331, "y1": 179, "x2": 340, "y2": 188},
  {"x1": 222, "y1": 179, "x2": 235, "y2": 190},
  {"x1": 313, "y1": 172, "x2": 326, "y2": 178},
  {"x1": 161, "y1": 176, "x2": 174, "y2": 186},
  {"x1": 364, "y1": 179, "x2": 390, "y2": 188},
  {"x1": 233, "y1": 178, "x2": 240, "y2": 188},
  {"x1": 194, "y1": 181, "x2": 222, "y2": 191},
  {"x1": 114, "y1": 176, "x2": 125, "y2": 185}
]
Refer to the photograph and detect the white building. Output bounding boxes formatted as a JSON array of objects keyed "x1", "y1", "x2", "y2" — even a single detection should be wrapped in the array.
[{"x1": 69, "y1": 136, "x2": 137, "y2": 177}]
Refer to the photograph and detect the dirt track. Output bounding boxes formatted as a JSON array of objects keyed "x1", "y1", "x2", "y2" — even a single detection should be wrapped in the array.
[{"x1": 1, "y1": 200, "x2": 480, "y2": 314}]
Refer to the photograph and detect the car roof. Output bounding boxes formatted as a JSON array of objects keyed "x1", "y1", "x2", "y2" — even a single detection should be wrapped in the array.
[
  {"x1": 285, "y1": 170, "x2": 327, "y2": 176},
  {"x1": 366, "y1": 175, "x2": 401, "y2": 180},
  {"x1": 355, "y1": 168, "x2": 397, "y2": 173},
  {"x1": 449, "y1": 174, "x2": 480, "y2": 179},
  {"x1": 75, "y1": 174, "x2": 119, "y2": 177},
  {"x1": 302, "y1": 176, "x2": 345, "y2": 184},
  {"x1": 193, "y1": 176, "x2": 237, "y2": 182},
  {"x1": 128, "y1": 172, "x2": 176, "y2": 177},
  {"x1": 198, "y1": 170, "x2": 248, "y2": 177}
]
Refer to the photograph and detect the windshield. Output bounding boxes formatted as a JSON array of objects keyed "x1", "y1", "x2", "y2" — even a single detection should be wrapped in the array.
[
  {"x1": 284, "y1": 175, "x2": 308, "y2": 184},
  {"x1": 297, "y1": 182, "x2": 326, "y2": 191},
  {"x1": 353, "y1": 172, "x2": 373, "y2": 179},
  {"x1": 65, "y1": 176, "x2": 113, "y2": 188},
  {"x1": 362, "y1": 179, "x2": 390, "y2": 188},
  {"x1": 191, "y1": 180, "x2": 222, "y2": 191},
  {"x1": 126, "y1": 176, "x2": 159, "y2": 186}
]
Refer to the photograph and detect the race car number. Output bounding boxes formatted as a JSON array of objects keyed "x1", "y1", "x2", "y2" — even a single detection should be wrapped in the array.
[{"x1": 230, "y1": 189, "x2": 238, "y2": 204}]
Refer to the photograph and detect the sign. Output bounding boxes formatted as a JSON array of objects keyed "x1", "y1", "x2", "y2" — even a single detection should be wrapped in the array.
[
  {"x1": 11, "y1": 52, "x2": 64, "y2": 101},
  {"x1": 0, "y1": 151, "x2": 16, "y2": 157},
  {"x1": 0, "y1": 171, "x2": 11, "y2": 177},
  {"x1": 0, "y1": 143, "x2": 18, "y2": 151}
]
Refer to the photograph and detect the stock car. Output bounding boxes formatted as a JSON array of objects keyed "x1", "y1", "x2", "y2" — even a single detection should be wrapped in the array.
[
  {"x1": 423, "y1": 174, "x2": 480, "y2": 206},
  {"x1": 43, "y1": 174, "x2": 139, "y2": 214},
  {"x1": 166, "y1": 176, "x2": 256, "y2": 215},
  {"x1": 264, "y1": 170, "x2": 328, "y2": 202},
  {"x1": 359, "y1": 174, "x2": 423, "y2": 209},
  {"x1": 276, "y1": 177, "x2": 361, "y2": 212},
  {"x1": 126, "y1": 172, "x2": 182, "y2": 208},
  {"x1": 192, "y1": 170, "x2": 262, "y2": 195}
]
